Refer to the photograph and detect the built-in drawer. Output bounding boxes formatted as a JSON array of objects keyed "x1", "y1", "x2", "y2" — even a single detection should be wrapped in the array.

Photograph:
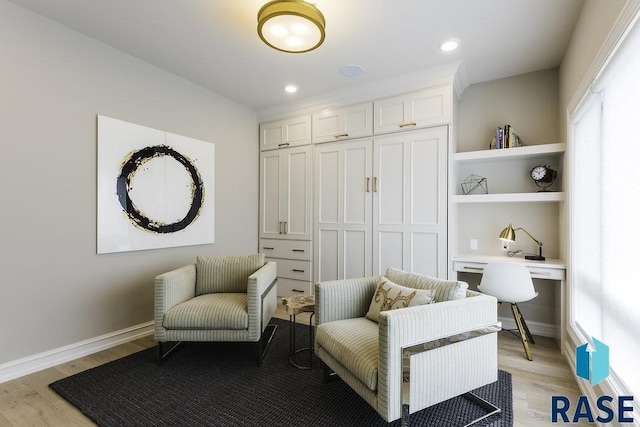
[
  {"x1": 267, "y1": 258, "x2": 312, "y2": 281},
  {"x1": 260, "y1": 239, "x2": 312, "y2": 261},
  {"x1": 453, "y1": 261, "x2": 566, "y2": 280},
  {"x1": 277, "y1": 278, "x2": 312, "y2": 297}
]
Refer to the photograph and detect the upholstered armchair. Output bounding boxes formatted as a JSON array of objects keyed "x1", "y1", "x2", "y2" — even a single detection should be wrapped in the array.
[
  {"x1": 154, "y1": 253, "x2": 278, "y2": 364},
  {"x1": 315, "y1": 268, "x2": 502, "y2": 423}
]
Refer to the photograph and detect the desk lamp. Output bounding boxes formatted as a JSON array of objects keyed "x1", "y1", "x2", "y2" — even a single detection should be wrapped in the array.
[{"x1": 499, "y1": 223, "x2": 545, "y2": 261}]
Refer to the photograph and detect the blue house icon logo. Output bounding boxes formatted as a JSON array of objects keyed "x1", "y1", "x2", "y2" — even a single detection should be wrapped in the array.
[{"x1": 576, "y1": 337, "x2": 609, "y2": 386}]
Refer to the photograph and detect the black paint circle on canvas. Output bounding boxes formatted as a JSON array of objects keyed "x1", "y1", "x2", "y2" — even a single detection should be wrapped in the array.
[{"x1": 116, "y1": 145, "x2": 204, "y2": 234}]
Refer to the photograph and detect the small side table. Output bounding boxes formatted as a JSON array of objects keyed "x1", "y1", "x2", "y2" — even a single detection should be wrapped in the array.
[{"x1": 282, "y1": 294, "x2": 315, "y2": 370}]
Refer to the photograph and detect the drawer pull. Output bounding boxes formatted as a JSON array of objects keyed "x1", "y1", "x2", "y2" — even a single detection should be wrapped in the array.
[
  {"x1": 292, "y1": 289, "x2": 305, "y2": 293},
  {"x1": 399, "y1": 122, "x2": 417, "y2": 128},
  {"x1": 529, "y1": 270, "x2": 551, "y2": 276},
  {"x1": 262, "y1": 247, "x2": 274, "y2": 250},
  {"x1": 334, "y1": 133, "x2": 349, "y2": 138},
  {"x1": 292, "y1": 269, "x2": 305, "y2": 273},
  {"x1": 462, "y1": 266, "x2": 484, "y2": 271},
  {"x1": 292, "y1": 249, "x2": 305, "y2": 253},
  {"x1": 278, "y1": 143, "x2": 290, "y2": 147}
]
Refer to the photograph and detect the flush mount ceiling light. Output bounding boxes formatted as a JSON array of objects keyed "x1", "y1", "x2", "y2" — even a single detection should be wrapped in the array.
[
  {"x1": 439, "y1": 39, "x2": 459, "y2": 52},
  {"x1": 284, "y1": 84, "x2": 298, "y2": 93},
  {"x1": 257, "y1": 0, "x2": 326, "y2": 53}
]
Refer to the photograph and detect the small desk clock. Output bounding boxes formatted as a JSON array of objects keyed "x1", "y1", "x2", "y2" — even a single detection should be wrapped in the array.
[{"x1": 530, "y1": 165, "x2": 557, "y2": 191}]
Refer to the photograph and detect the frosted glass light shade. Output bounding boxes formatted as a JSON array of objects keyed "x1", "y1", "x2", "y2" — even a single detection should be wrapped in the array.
[{"x1": 258, "y1": 0, "x2": 326, "y2": 53}]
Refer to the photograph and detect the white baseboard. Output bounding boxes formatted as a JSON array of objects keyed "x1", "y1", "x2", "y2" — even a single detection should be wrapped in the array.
[
  {"x1": 0, "y1": 321, "x2": 154, "y2": 384},
  {"x1": 498, "y1": 315, "x2": 557, "y2": 338}
]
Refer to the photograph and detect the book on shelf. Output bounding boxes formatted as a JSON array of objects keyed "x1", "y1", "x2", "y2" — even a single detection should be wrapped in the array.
[{"x1": 490, "y1": 124, "x2": 523, "y2": 149}]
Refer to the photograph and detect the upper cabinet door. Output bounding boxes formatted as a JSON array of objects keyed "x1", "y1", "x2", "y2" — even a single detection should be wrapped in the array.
[
  {"x1": 312, "y1": 103, "x2": 373, "y2": 144},
  {"x1": 260, "y1": 115, "x2": 311, "y2": 151},
  {"x1": 373, "y1": 86, "x2": 452, "y2": 135}
]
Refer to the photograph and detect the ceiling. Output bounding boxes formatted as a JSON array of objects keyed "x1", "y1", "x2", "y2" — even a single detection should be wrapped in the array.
[{"x1": 7, "y1": 0, "x2": 585, "y2": 112}]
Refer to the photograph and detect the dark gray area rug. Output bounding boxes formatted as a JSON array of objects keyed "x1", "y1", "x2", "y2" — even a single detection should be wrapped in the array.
[{"x1": 50, "y1": 318, "x2": 513, "y2": 426}]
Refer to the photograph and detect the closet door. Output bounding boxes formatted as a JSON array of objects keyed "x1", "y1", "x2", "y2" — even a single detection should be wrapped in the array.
[
  {"x1": 372, "y1": 127, "x2": 448, "y2": 277},
  {"x1": 314, "y1": 139, "x2": 372, "y2": 282}
]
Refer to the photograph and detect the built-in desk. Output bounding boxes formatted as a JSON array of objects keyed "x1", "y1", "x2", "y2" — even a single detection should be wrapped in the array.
[{"x1": 452, "y1": 254, "x2": 567, "y2": 354}]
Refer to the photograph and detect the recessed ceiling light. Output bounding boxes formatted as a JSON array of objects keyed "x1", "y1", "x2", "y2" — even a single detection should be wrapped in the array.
[
  {"x1": 339, "y1": 64, "x2": 364, "y2": 78},
  {"x1": 439, "y1": 39, "x2": 459, "y2": 52},
  {"x1": 284, "y1": 84, "x2": 298, "y2": 93}
]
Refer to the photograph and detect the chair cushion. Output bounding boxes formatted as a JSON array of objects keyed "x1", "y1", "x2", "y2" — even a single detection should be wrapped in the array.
[
  {"x1": 196, "y1": 253, "x2": 265, "y2": 295},
  {"x1": 385, "y1": 268, "x2": 468, "y2": 302},
  {"x1": 365, "y1": 277, "x2": 435, "y2": 322},
  {"x1": 163, "y1": 293, "x2": 248, "y2": 330},
  {"x1": 316, "y1": 317, "x2": 379, "y2": 391}
]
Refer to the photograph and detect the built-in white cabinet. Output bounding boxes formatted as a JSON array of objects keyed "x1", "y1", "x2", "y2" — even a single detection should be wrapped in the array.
[
  {"x1": 259, "y1": 146, "x2": 312, "y2": 240},
  {"x1": 260, "y1": 239, "x2": 313, "y2": 296},
  {"x1": 373, "y1": 85, "x2": 452, "y2": 134},
  {"x1": 260, "y1": 114, "x2": 311, "y2": 151},
  {"x1": 312, "y1": 103, "x2": 373, "y2": 144},
  {"x1": 314, "y1": 127, "x2": 448, "y2": 282}
]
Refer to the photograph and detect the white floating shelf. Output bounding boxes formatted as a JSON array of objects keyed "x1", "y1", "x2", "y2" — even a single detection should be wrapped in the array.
[
  {"x1": 455, "y1": 143, "x2": 566, "y2": 163},
  {"x1": 453, "y1": 192, "x2": 565, "y2": 203}
]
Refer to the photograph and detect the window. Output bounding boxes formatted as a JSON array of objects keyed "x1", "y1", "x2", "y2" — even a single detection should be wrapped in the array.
[{"x1": 570, "y1": 15, "x2": 640, "y2": 399}]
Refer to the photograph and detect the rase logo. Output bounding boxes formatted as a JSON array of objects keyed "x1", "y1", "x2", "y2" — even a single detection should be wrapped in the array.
[{"x1": 551, "y1": 337, "x2": 634, "y2": 424}]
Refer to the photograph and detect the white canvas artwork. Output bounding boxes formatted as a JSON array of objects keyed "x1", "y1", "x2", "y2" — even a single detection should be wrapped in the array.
[{"x1": 97, "y1": 115, "x2": 215, "y2": 254}]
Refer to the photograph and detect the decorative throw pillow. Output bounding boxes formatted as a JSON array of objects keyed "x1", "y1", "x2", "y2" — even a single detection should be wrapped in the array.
[
  {"x1": 385, "y1": 268, "x2": 468, "y2": 302},
  {"x1": 365, "y1": 277, "x2": 435, "y2": 322},
  {"x1": 196, "y1": 253, "x2": 265, "y2": 295}
]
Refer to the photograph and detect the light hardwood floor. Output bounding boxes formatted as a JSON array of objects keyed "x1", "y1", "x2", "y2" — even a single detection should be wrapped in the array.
[{"x1": 0, "y1": 307, "x2": 587, "y2": 426}]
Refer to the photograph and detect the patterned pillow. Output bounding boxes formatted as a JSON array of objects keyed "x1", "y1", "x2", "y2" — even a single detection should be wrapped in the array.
[
  {"x1": 196, "y1": 253, "x2": 265, "y2": 295},
  {"x1": 365, "y1": 277, "x2": 435, "y2": 322},
  {"x1": 384, "y1": 268, "x2": 468, "y2": 302}
]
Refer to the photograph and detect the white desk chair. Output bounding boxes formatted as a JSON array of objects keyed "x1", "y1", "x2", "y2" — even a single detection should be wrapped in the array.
[{"x1": 478, "y1": 262, "x2": 538, "y2": 361}]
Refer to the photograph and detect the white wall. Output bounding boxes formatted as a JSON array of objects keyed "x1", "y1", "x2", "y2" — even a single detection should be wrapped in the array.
[{"x1": 0, "y1": 1, "x2": 258, "y2": 366}]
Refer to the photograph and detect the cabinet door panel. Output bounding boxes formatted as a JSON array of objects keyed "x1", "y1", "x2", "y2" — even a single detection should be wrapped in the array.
[
  {"x1": 410, "y1": 232, "x2": 439, "y2": 276},
  {"x1": 284, "y1": 147, "x2": 312, "y2": 239},
  {"x1": 260, "y1": 152, "x2": 282, "y2": 238},
  {"x1": 411, "y1": 134, "x2": 441, "y2": 225},
  {"x1": 376, "y1": 231, "x2": 404, "y2": 275},
  {"x1": 317, "y1": 229, "x2": 339, "y2": 282},
  {"x1": 344, "y1": 144, "x2": 370, "y2": 224},
  {"x1": 313, "y1": 112, "x2": 341, "y2": 143},
  {"x1": 344, "y1": 229, "x2": 369, "y2": 279},
  {"x1": 376, "y1": 140, "x2": 405, "y2": 225},
  {"x1": 316, "y1": 147, "x2": 340, "y2": 224}
]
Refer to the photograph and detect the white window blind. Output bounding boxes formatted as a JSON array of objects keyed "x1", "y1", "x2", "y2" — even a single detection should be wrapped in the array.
[{"x1": 571, "y1": 16, "x2": 640, "y2": 398}]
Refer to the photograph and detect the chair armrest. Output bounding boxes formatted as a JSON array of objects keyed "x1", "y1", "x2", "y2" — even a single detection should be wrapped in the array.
[
  {"x1": 154, "y1": 264, "x2": 196, "y2": 340},
  {"x1": 377, "y1": 294, "x2": 499, "y2": 421},
  {"x1": 315, "y1": 276, "x2": 380, "y2": 324},
  {"x1": 247, "y1": 261, "x2": 277, "y2": 301},
  {"x1": 247, "y1": 262, "x2": 278, "y2": 336}
]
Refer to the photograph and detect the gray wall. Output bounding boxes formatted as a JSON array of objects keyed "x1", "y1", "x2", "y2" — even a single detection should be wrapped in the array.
[
  {"x1": 0, "y1": 1, "x2": 259, "y2": 365},
  {"x1": 559, "y1": 0, "x2": 626, "y2": 141},
  {"x1": 456, "y1": 69, "x2": 560, "y2": 329}
]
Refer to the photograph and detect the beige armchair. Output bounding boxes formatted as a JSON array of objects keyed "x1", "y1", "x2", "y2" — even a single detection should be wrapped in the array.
[
  {"x1": 315, "y1": 268, "x2": 502, "y2": 423},
  {"x1": 154, "y1": 253, "x2": 278, "y2": 364}
]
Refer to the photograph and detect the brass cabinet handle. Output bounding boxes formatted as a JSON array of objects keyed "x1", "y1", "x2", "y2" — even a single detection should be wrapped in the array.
[
  {"x1": 283, "y1": 221, "x2": 288, "y2": 234},
  {"x1": 262, "y1": 247, "x2": 274, "y2": 250},
  {"x1": 366, "y1": 177, "x2": 370, "y2": 193},
  {"x1": 334, "y1": 133, "x2": 349, "y2": 138},
  {"x1": 292, "y1": 269, "x2": 305, "y2": 273},
  {"x1": 278, "y1": 142, "x2": 290, "y2": 147},
  {"x1": 279, "y1": 221, "x2": 283, "y2": 234},
  {"x1": 292, "y1": 289, "x2": 305, "y2": 293},
  {"x1": 373, "y1": 177, "x2": 378, "y2": 192},
  {"x1": 292, "y1": 249, "x2": 305, "y2": 252},
  {"x1": 399, "y1": 122, "x2": 417, "y2": 128}
]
